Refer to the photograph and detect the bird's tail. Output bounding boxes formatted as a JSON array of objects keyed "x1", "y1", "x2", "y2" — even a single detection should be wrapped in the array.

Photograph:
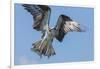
[{"x1": 31, "y1": 40, "x2": 56, "y2": 58}]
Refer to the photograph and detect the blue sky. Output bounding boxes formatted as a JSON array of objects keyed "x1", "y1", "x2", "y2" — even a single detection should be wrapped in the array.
[{"x1": 14, "y1": 3, "x2": 94, "y2": 65}]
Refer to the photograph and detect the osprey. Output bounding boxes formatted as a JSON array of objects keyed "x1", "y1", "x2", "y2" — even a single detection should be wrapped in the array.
[{"x1": 22, "y1": 4, "x2": 85, "y2": 58}]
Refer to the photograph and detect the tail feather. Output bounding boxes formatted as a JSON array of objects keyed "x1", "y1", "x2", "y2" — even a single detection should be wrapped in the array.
[{"x1": 31, "y1": 40, "x2": 56, "y2": 58}]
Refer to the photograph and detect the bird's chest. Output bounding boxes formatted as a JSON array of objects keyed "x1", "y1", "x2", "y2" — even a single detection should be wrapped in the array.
[
  {"x1": 47, "y1": 31, "x2": 53, "y2": 39},
  {"x1": 50, "y1": 29, "x2": 57, "y2": 37},
  {"x1": 43, "y1": 31, "x2": 53, "y2": 45}
]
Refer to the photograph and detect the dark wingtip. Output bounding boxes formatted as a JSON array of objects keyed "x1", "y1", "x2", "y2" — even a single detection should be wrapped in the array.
[
  {"x1": 38, "y1": 5, "x2": 51, "y2": 11},
  {"x1": 22, "y1": 4, "x2": 27, "y2": 7},
  {"x1": 56, "y1": 36, "x2": 64, "y2": 42},
  {"x1": 58, "y1": 39, "x2": 63, "y2": 42},
  {"x1": 60, "y1": 14, "x2": 73, "y2": 21},
  {"x1": 56, "y1": 31, "x2": 65, "y2": 42}
]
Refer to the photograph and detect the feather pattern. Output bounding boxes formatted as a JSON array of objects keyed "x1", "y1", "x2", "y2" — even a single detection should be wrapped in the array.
[
  {"x1": 54, "y1": 15, "x2": 84, "y2": 42},
  {"x1": 22, "y1": 4, "x2": 51, "y2": 31}
]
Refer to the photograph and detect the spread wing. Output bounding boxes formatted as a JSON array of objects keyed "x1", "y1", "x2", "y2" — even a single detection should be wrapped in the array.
[
  {"x1": 54, "y1": 15, "x2": 85, "y2": 42},
  {"x1": 22, "y1": 4, "x2": 51, "y2": 31}
]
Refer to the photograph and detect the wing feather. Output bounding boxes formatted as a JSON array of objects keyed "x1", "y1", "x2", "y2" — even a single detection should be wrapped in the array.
[
  {"x1": 22, "y1": 4, "x2": 51, "y2": 31},
  {"x1": 54, "y1": 15, "x2": 84, "y2": 42}
]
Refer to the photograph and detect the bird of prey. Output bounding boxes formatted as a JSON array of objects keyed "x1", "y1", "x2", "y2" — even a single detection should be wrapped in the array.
[{"x1": 22, "y1": 4, "x2": 85, "y2": 58}]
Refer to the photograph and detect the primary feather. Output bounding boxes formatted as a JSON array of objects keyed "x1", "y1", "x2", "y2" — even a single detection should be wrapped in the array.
[{"x1": 22, "y1": 4, "x2": 51, "y2": 31}]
